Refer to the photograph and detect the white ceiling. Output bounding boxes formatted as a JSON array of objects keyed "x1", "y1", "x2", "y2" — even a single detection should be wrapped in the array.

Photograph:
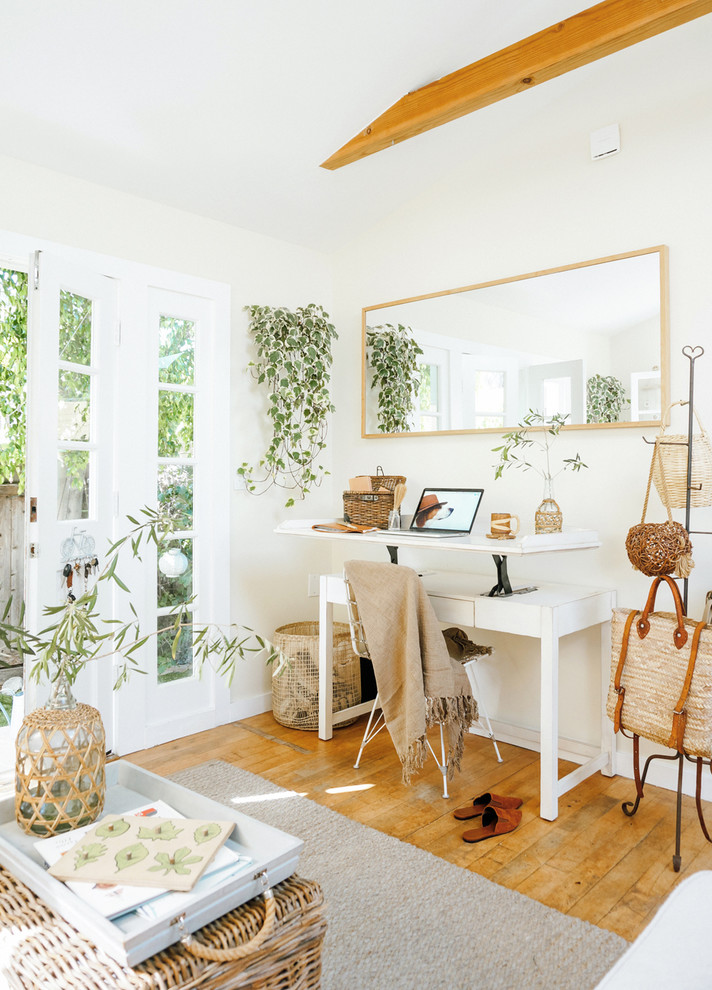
[{"x1": 1, "y1": 1, "x2": 711, "y2": 252}]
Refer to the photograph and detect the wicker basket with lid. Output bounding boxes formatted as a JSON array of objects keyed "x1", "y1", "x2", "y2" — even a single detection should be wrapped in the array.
[{"x1": 343, "y1": 470, "x2": 406, "y2": 530}]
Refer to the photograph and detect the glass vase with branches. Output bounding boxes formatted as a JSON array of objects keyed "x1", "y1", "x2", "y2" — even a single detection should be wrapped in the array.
[{"x1": 492, "y1": 410, "x2": 588, "y2": 492}]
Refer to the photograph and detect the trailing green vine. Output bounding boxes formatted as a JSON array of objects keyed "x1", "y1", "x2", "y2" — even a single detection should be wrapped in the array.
[
  {"x1": 0, "y1": 269, "x2": 28, "y2": 490},
  {"x1": 238, "y1": 304, "x2": 338, "y2": 507},
  {"x1": 586, "y1": 374, "x2": 629, "y2": 423},
  {"x1": 366, "y1": 323, "x2": 423, "y2": 433}
]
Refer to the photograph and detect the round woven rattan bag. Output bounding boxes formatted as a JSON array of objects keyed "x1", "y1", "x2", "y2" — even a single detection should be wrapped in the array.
[{"x1": 625, "y1": 520, "x2": 693, "y2": 578}]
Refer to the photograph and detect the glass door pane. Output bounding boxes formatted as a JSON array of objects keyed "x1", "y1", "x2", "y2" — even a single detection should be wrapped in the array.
[
  {"x1": 56, "y1": 289, "x2": 95, "y2": 520},
  {"x1": 25, "y1": 253, "x2": 116, "y2": 741}
]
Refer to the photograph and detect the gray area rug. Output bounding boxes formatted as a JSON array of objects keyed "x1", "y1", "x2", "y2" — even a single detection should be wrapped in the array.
[{"x1": 173, "y1": 760, "x2": 627, "y2": 990}]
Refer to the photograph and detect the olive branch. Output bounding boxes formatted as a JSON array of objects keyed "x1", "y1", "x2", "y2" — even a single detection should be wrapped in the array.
[{"x1": 0, "y1": 506, "x2": 280, "y2": 691}]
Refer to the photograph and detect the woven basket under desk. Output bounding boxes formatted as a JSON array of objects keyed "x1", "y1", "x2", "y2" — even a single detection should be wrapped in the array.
[{"x1": 0, "y1": 869, "x2": 326, "y2": 990}]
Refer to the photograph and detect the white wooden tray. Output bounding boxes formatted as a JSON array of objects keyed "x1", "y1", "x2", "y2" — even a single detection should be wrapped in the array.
[{"x1": 0, "y1": 760, "x2": 302, "y2": 967}]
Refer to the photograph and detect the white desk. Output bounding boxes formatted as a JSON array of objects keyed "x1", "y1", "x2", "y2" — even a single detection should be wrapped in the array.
[
  {"x1": 275, "y1": 520, "x2": 616, "y2": 821},
  {"x1": 277, "y1": 519, "x2": 602, "y2": 596}
]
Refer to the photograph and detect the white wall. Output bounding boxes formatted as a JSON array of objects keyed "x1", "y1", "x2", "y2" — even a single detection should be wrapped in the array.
[
  {"x1": 329, "y1": 75, "x2": 712, "y2": 796},
  {"x1": 0, "y1": 153, "x2": 335, "y2": 723}
]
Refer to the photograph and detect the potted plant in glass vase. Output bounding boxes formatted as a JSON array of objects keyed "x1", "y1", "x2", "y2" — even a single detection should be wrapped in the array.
[
  {"x1": 493, "y1": 410, "x2": 588, "y2": 533},
  {"x1": 0, "y1": 507, "x2": 277, "y2": 837}
]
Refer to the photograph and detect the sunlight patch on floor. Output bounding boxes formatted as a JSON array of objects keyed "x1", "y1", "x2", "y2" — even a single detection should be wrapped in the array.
[
  {"x1": 230, "y1": 790, "x2": 307, "y2": 805},
  {"x1": 325, "y1": 783, "x2": 374, "y2": 794}
]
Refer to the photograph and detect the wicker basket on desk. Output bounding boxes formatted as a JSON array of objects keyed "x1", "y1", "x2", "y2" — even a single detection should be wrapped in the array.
[
  {"x1": 0, "y1": 868, "x2": 326, "y2": 990},
  {"x1": 343, "y1": 474, "x2": 406, "y2": 529}
]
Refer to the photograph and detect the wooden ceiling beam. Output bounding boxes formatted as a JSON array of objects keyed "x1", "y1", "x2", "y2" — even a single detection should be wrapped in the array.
[{"x1": 321, "y1": 0, "x2": 712, "y2": 170}]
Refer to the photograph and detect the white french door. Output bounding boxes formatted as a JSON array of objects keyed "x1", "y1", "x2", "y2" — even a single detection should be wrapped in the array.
[
  {"x1": 25, "y1": 251, "x2": 117, "y2": 740},
  {"x1": 114, "y1": 288, "x2": 230, "y2": 750},
  {"x1": 24, "y1": 246, "x2": 231, "y2": 755}
]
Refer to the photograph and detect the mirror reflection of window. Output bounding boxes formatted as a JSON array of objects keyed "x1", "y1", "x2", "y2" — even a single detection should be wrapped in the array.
[
  {"x1": 417, "y1": 362, "x2": 441, "y2": 431},
  {"x1": 630, "y1": 370, "x2": 661, "y2": 421},
  {"x1": 417, "y1": 345, "x2": 449, "y2": 431},
  {"x1": 363, "y1": 247, "x2": 667, "y2": 436},
  {"x1": 473, "y1": 370, "x2": 505, "y2": 428},
  {"x1": 541, "y1": 377, "x2": 572, "y2": 419}
]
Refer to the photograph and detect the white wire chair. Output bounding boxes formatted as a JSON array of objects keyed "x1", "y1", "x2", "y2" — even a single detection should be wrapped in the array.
[{"x1": 344, "y1": 578, "x2": 502, "y2": 800}]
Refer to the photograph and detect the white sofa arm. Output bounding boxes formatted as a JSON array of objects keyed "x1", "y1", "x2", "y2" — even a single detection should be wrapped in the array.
[{"x1": 595, "y1": 870, "x2": 712, "y2": 988}]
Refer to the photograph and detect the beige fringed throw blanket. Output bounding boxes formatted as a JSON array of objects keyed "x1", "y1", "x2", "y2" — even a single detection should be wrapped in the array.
[{"x1": 344, "y1": 560, "x2": 478, "y2": 784}]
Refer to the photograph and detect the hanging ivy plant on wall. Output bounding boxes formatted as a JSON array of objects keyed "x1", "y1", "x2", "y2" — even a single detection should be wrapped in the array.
[
  {"x1": 238, "y1": 304, "x2": 338, "y2": 507},
  {"x1": 366, "y1": 323, "x2": 424, "y2": 433},
  {"x1": 586, "y1": 374, "x2": 630, "y2": 423},
  {"x1": 0, "y1": 269, "x2": 28, "y2": 490}
]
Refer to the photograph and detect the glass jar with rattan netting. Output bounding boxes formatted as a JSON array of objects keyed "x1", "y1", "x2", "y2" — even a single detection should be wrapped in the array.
[
  {"x1": 272, "y1": 621, "x2": 361, "y2": 730},
  {"x1": 15, "y1": 671, "x2": 106, "y2": 836},
  {"x1": 535, "y1": 478, "x2": 563, "y2": 534}
]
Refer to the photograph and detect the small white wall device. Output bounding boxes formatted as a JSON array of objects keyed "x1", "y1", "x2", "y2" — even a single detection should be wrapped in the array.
[{"x1": 590, "y1": 123, "x2": 621, "y2": 160}]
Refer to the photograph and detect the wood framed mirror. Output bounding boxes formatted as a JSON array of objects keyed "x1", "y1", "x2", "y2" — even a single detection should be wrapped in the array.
[{"x1": 362, "y1": 246, "x2": 669, "y2": 437}]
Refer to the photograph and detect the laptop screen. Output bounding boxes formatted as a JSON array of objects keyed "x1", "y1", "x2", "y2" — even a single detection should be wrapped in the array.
[{"x1": 408, "y1": 488, "x2": 484, "y2": 533}]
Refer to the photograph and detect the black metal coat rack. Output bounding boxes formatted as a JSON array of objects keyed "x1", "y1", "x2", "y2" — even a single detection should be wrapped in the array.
[{"x1": 621, "y1": 344, "x2": 711, "y2": 871}]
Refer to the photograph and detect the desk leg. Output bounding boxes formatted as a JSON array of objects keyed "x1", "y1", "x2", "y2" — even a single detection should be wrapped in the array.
[
  {"x1": 540, "y1": 606, "x2": 559, "y2": 821},
  {"x1": 318, "y1": 575, "x2": 334, "y2": 741},
  {"x1": 488, "y1": 555, "x2": 513, "y2": 597},
  {"x1": 600, "y1": 614, "x2": 616, "y2": 777}
]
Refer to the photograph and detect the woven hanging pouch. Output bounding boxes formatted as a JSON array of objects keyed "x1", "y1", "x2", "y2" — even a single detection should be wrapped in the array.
[
  {"x1": 652, "y1": 401, "x2": 712, "y2": 509},
  {"x1": 626, "y1": 441, "x2": 694, "y2": 578}
]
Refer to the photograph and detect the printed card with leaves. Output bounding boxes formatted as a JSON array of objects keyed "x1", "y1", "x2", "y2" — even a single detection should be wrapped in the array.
[{"x1": 48, "y1": 815, "x2": 235, "y2": 892}]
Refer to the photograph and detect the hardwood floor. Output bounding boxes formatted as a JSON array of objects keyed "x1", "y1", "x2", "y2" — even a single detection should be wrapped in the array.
[{"x1": 126, "y1": 712, "x2": 712, "y2": 943}]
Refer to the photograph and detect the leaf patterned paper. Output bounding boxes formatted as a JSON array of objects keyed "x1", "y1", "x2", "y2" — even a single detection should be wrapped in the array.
[
  {"x1": 194, "y1": 823, "x2": 222, "y2": 844},
  {"x1": 95, "y1": 818, "x2": 131, "y2": 839},
  {"x1": 73, "y1": 843, "x2": 106, "y2": 869},
  {"x1": 149, "y1": 847, "x2": 203, "y2": 876},
  {"x1": 115, "y1": 843, "x2": 149, "y2": 872},
  {"x1": 48, "y1": 814, "x2": 234, "y2": 892},
  {"x1": 137, "y1": 821, "x2": 183, "y2": 841}
]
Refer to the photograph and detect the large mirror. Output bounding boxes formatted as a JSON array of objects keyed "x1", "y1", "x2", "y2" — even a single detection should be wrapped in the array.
[{"x1": 362, "y1": 246, "x2": 669, "y2": 436}]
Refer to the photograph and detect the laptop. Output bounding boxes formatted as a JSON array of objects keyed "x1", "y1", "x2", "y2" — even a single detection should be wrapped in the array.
[{"x1": 402, "y1": 487, "x2": 484, "y2": 538}]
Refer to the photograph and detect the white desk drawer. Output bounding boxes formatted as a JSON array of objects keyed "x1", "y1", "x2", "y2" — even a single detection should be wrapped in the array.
[{"x1": 429, "y1": 595, "x2": 476, "y2": 626}]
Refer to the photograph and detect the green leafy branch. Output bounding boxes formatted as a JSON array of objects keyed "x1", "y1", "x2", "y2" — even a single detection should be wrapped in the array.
[
  {"x1": 492, "y1": 410, "x2": 587, "y2": 481},
  {"x1": 0, "y1": 506, "x2": 281, "y2": 691}
]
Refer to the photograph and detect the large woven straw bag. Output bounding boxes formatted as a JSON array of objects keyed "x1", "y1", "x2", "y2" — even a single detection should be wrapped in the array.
[
  {"x1": 652, "y1": 401, "x2": 712, "y2": 508},
  {"x1": 607, "y1": 576, "x2": 712, "y2": 758}
]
